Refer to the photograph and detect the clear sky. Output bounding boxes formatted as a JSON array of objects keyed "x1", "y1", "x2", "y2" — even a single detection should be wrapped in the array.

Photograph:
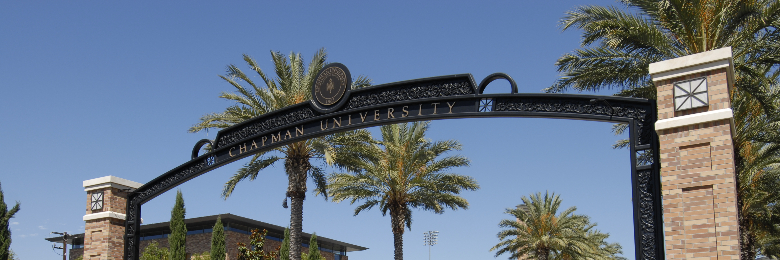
[{"x1": 1, "y1": 1, "x2": 641, "y2": 259}]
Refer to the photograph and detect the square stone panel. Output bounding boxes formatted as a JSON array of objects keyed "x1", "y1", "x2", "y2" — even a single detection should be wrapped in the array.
[{"x1": 674, "y1": 77, "x2": 709, "y2": 111}]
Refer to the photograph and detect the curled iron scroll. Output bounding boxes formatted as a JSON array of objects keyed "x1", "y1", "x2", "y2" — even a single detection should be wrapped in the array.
[
  {"x1": 478, "y1": 73, "x2": 518, "y2": 94},
  {"x1": 191, "y1": 139, "x2": 215, "y2": 160}
]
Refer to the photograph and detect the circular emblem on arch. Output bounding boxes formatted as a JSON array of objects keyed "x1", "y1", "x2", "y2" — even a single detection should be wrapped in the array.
[{"x1": 312, "y1": 63, "x2": 352, "y2": 112}]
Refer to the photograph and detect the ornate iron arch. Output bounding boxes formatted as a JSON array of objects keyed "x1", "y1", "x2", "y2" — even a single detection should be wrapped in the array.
[{"x1": 124, "y1": 65, "x2": 663, "y2": 260}]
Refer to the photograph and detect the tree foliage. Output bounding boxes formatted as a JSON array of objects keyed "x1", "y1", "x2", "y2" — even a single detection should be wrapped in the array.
[
  {"x1": 491, "y1": 192, "x2": 624, "y2": 260},
  {"x1": 6, "y1": 249, "x2": 19, "y2": 260},
  {"x1": 140, "y1": 241, "x2": 169, "y2": 260},
  {"x1": 190, "y1": 48, "x2": 371, "y2": 260},
  {"x1": 168, "y1": 190, "x2": 187, "y2": 260},
  {"x1": 211, "y1": 216, "x2": 226, "y2": 260},
  {"x1": 192, "y1": 252, "x2": 211, "y2": 260},
  {"x1": 279, "y1": 228, "x2": 290, "y2": 260},
  {"x1": 550, "y1": 0, "x2": 780, "y2": 98},
  {"x1": 303, "y1": 233, "x2": 324, "y2": 260},
  {"x1": 733, "y1": 71, "x2": 780, "y2": 259},
  {"x1": 327, "y1": 122, "x2": 479, "y2": 260},
  {"x1": 0, "y1": 182, "x2": 20, "y2": 260},
  {"x1": 236, "y1": 229, "x2": 279, "y2": 260},
  {"x1": 550, "y1": 0, "x2": 780, "y2": 257}
]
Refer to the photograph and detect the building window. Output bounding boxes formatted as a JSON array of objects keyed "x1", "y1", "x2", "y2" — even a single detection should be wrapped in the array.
[
  {"x1": 140, "y1": 234, "x2": 169, "y2": 241},
  {"x1": 187, "y1": 230, "x2": 202, "y2": 235},
  {"x1": 225, "y1": 227, "x2": 250, "y2": 235}
]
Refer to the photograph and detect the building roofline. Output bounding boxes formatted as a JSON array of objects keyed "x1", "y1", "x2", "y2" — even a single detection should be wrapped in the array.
[
  {"x1": 46, "y1": 213, "x2": 368, "y2": 252},
  {"x1": 45, "y1": 233, "x2": 84, "y2": 244}
]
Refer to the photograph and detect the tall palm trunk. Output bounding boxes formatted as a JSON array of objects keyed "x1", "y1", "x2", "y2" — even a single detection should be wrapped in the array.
[
  {"x1": 536, "y1": 248, "x2": 549, "y2": 260},
  {"x1": 735, "y1": 146, "x2": 758, "y2": 260},
  {"x1": 737, "y1": 184, "x2": 757, "y2": 260},
  {"x1": 285, "y1": 146, "x2": 310, "y2": 260},
  {"x1": 390, "y1": 206, "x2": 405, "y2": 260},
  {"x1": 289, "y1": 196, "x2": 304, "y2": 260},
  {"x1": 740, "y1": 218, "x2": 756, "y2": 260}
]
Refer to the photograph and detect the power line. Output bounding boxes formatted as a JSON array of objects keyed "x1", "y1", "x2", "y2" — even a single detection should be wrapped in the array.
[{"x1": 51, "y1": 231, "x2": 69, "y2": 260}]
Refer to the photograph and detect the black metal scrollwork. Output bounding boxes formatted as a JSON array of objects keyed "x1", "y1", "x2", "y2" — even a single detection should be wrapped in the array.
[
  {"x1": 346, "y1": 80, "x2": 474, "y2": 110},
  {"x1": 638, "y1": 170, "x2": 657, "y2": 260},
  {"x1": 125, "y1": 155, "x2": 215, "y2": 259},
  {"x1": 125, "y1": 72, "x2": 662, "y2": 260},
  {"x1": 215, "y1": 107, "x2": 315, "y2": 149},
  {"x1": 493, "y1": 97, "x2": 653, "y2": 145}
]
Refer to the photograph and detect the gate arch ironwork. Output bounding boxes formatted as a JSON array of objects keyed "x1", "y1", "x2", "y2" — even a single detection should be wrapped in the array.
[{"x1": 124, "y1": 65, "x2": 663, "y2": 260}]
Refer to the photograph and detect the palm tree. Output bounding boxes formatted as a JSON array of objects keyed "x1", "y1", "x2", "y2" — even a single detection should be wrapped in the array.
[
  {"x1": 734, "y1": 134, "x2": 780, "y2": 259},
  {"x1": 549, "y1": 0, "x2": 779, "y2": 99},
  {"x1": 491, "y1": 192, "x2": 621, "y2": 260},
  {"x1": 732, "y1": 69, "x2": 780, "y2": 259},
  {"x1": 549, "y1": 0, "x2": 780, "y2": 146},
  {"x1": 326, "y1": 122, "x2": 480, "y2": 260},
  {"x1": 548, "y1": 1, "x2": 780, "y2": 257},
  {"x1": 189, "y1": 48, "x2": 371, "y2": 260}
]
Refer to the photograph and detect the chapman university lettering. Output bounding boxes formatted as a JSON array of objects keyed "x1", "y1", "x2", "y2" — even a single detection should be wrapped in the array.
[
  {"x1": 228, "y1": 126, "x2": 306, "y2": 157},
  {"x1": 321, "y1": 102, "x2": 456, "y2": 129},
  {"x1": 227, "y1": 101, "x2": 457, "y2": 157}
]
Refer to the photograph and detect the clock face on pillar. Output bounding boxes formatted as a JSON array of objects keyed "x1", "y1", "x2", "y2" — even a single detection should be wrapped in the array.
[{"x1": 91, "y1": 191, "x2": 104, "y2": 211}]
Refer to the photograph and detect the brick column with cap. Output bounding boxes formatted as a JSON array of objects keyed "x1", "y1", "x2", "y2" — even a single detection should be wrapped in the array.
[
  {"x1": 82, "y1": 176, "x2": 142, "y2": 260},
  {"x1": 650, "y1": 47, "x2": 741, "y2": 260}
]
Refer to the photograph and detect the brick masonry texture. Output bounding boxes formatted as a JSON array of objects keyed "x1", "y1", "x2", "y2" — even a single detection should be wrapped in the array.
[
  {"x1": 86, "y1": 187, "x2": 128, "y2": 215},
  {"x1": 81, "y1": 183, "x2": 358, "y2": 259},
  {"x1": 656, "y1": 68, "x2": 731, "y2": 121},
  {"x1": 84, "y1": 186, "x2": 129, "y2": 260},
  {"x1": 656, "y1": 68, "x2": 740, "y2": 260}
]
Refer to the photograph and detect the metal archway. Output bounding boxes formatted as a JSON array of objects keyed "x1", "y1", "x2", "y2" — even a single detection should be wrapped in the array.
[{"x1": 125, "y1": 65, "x2": 663, "y2": 260}]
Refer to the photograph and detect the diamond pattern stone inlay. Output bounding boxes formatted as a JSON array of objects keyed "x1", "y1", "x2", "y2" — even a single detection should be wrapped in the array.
[
  {"x1": 674, "y1": 77, "x2": 708, "y2": 111},
  {"x1": 91, "y1": 191, "x2": 103, "y2": 210}
]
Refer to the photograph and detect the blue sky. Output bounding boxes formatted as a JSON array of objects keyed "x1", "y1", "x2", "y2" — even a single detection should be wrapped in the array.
[{"x1": 0, "y1": 1, "x2": 641, "y2": 259}]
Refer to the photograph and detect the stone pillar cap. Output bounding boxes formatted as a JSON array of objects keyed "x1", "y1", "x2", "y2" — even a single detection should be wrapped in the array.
[
  {"x1": 649, "y1": 47, "x2": 734, "y2": 82},
  {"x1": 83, "y1": 175, "x2": 143, "y2": 192}
]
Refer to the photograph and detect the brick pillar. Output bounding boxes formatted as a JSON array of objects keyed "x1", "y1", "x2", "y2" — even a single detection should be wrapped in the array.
[
  {"x1": 650, "y1": 47, "x2": 741, "y2": 260},
  {"x1": 83, "y1": 176, "x2": 142, "y2": 260}
]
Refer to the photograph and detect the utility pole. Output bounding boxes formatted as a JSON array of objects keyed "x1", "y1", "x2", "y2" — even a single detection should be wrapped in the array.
[
  {"x1": 423, "y1": 231, "x2": 438, "y2": 260},
  {"x1": 51, "y1": 231, "x2": 68, "y2": 260}
]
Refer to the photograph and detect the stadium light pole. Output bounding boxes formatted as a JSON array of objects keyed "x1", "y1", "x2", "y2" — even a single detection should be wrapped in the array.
[{"x1": 423, "y1": 231, "x2": 438, "y2": 260}]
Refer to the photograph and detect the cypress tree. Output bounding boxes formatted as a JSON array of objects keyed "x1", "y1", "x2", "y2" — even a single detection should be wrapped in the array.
[
  {"x1": 210, "y1": 215, "x2": 225, "y2": 260},
  {"x1": 279, "y1": 228, "x2": 290, "y2": 260},
  {"x1": 168, "y1": 190, "x2": 187, "y2": 260},
  {"x1": 0, "y1": 182, "x2": 20, "y2": 260},
  {"x1": 307, "y1": 233, "x2": 322, "y2": 260}
]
